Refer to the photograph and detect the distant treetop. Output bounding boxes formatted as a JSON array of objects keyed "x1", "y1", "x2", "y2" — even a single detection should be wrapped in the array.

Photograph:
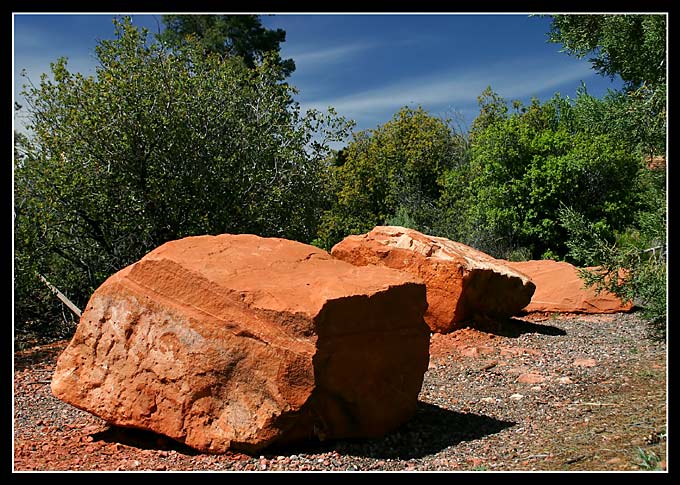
[{"x1": 157, "y1": 14, "x2": 295, "y2": 78}]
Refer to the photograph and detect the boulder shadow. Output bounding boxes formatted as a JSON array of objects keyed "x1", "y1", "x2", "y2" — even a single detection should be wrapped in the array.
[
  {"x1": 265, "y1": 401, "x2": 515, "y2": 460},
  {"x1": 89, "y1": 402, "x2": 515, "y2": 460},
  {"x1": 468, "y1": 317, "x2": 566, "y2": 338},
  {"x1": 91, "y1": 426, "x2": 201, "y2": 456}
]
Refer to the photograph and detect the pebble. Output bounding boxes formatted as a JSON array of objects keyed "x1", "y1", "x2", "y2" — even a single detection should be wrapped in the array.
[
  {"x1": 574, "y1": 358, "x2": 597, "y2": 367},
  {"x1": 517, "y1": 373, "x2": 546, "y2": 384}
]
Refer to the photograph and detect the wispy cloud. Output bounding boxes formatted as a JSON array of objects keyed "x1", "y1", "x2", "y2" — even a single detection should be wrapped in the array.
[
  {"x1": 285, "y1": 31, "x2": 445, "y2": 76},
  {"x1": 286, "y1": 43, "x2": 378, "y2": 70},
  {"x1": 285, "y1": 32, "x2": 439, "y2": 72},
  {"x1": 298, "y1": 57, "x2": 596, "y2": 129}
]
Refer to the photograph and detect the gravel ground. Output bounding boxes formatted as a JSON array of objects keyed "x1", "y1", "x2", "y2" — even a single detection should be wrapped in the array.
[{"x1": 13, "y1": 311, "x2": 667, "y2": 473}]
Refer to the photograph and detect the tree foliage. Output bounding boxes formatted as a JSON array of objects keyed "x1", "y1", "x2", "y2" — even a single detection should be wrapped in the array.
[
  {"x1": 545, "y1": 13, "x2": 666, "y2": 332},
  {"x1": 157, "y1": 14, "x2": 295, "y2": 77},
  {"x1": 14, "y1": 17, "x2": 351, "y2": 335},
  {"x1": 559, "y1": 164, "x2": 666, "y2": 337},
  {"x1": 438, "y1": 91, "x2": 641, "y2": 260},
  {"x1": 546, "y1": 14, "x2": 667, "y2": 159},
  {"x1": 315, "y1": 106, "x2": 467, "y2": 249},
  {"x1": 568, "y1": 83, "x2": 666, "y2": 159},
  {"x1": 14, "y1": 14, "x2": 667, "y2": 343},
  {"x1": 547, "y1": 14, "x2": 666, "y2": 89}
]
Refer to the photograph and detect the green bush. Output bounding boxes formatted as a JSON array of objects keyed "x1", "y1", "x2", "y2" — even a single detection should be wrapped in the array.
[
  {"x1": 437, "y1": 92, "x2": 641, "y2": 260},
  {"x1": 14, "y1": 17, "x2": 351, "y2": 335},
  {"x1": 315, "y1": 106, "x2": 466, "y2": 249},
  {"x1": 559, "y1": 165, "x2": 666, "y2": 337}
]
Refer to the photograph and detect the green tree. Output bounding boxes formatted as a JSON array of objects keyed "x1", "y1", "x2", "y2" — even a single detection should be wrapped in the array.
[
  {"x1": 559, "y1": 164, "x2": 666, "y2": 336},
  {"x1": 157, "y1": 14, "x2": 295, "y2": 77},
  {"x1": 438, "y1": 90, "x2": 641, "y2": 260},
  {"x1": 14, "y1": 131, "x2": 74, "y2": 344},
  {"x1": 556, "y1": 89, "x2": 667, "y2": 334},
  {"x1": 469, "y1": 85, "x2": 509, "y2": 141},
  {"x1": 567, "y1": 83, "x2": 665, "y2": 159},
  {"x1": 315, "y1": 106, "x2": 466, "y2": 249},
  {"x1": 14, "y1": 17, "x2": 351, "y2": 338},
  {"x1": 545, "y1": 13, "x2": 666, "y2": 332},
  {"x1": 546, "y1": 14, "x2": 666, "y2": 160},
  {"x1": 546, "y1": 14, "x2": 666, "y2": 89}
]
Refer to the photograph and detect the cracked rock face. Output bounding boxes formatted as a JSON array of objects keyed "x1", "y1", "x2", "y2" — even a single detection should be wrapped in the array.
[
  {"x1": 51, "y1": 234, "x2": 430, "y2": 454},
  {"x1": 331, "y1": 226, "x2": 536, "y2": 333}
]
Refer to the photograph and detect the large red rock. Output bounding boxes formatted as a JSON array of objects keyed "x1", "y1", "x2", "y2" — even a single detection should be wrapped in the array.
[
  {"x1": 331, "y1": 226, "x2": 536, "y2": 333},
  {"x1": 51, "y1": 234, "x2": 430, "y2": 454},
  {"x1": 504, "y1": 260, "x2": 634, "y2": 314}
]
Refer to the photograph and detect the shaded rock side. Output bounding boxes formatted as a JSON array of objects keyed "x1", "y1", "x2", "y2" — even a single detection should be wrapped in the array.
[
  {"x1": 504, "y1": 260, "x2": 634, "y2": 314},
  {"x1": 331, "y1": 226, "x2": 536, "y2": 333},
  {"x1": 51, "y1": 234, "x2": 430, "y2": 454}
]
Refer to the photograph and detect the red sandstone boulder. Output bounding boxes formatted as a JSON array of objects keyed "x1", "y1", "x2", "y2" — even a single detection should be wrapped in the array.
[
  {"x1": 331, "y1": 226, "x2": 536, "y2": 333},
  {"x1": 51, "y1": 234, "x2": 430, "y2": 454},
  {"x1": 504, "y1": 260, "x2": 634, "y2": 314}
]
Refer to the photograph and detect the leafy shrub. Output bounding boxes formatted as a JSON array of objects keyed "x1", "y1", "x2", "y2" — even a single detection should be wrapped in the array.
[{"x1": 14, "y1": 17, "x2": 351, "y2": 334}]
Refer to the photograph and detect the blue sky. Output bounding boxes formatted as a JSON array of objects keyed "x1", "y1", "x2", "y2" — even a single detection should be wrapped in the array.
[{"x1": 13, "y1": 12, "x2": 625, "y2": 138}]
